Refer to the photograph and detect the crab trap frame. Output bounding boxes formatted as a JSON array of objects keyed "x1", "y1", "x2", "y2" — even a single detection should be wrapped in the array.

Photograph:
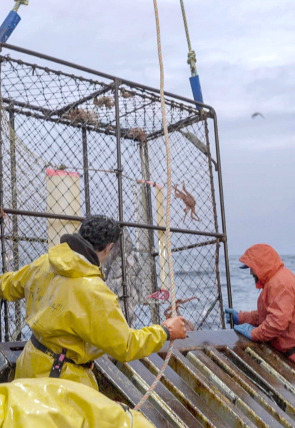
[{"x1": 0, "y1": 43, "x2": 232, "y2": 341}]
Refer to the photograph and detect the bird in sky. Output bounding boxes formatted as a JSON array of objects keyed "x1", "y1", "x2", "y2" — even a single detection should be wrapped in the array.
[{"x1": 251, "y1": 112, "x2": 265, "y2": 119}]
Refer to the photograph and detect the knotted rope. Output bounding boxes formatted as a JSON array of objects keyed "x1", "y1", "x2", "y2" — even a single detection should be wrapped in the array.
[
  {"x1": 12, "y1": 0, "x2": 29, "y2": 13},
  {"x1": 180, "y1": 0, "x2": 197, "y2": 77}
]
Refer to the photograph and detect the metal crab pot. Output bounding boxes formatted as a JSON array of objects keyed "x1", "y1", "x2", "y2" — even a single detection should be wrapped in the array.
[{"x1": 0, "y1": 43, "x2": 232, "y2": 342}]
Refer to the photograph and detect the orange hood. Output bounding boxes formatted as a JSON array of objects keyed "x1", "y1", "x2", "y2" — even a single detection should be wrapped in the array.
[{"x1": 239, "y1": 244, "x2": 284, "y2": 289}]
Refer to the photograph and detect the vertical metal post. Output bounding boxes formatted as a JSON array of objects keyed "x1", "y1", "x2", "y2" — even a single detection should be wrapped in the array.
[
  {"x1": 204, "y1": 118, "x2": 225, "y2": 329},
  {"x1": 0, "y1": 77, "x2": 9, "y2": 341},
  {"x1": 211, "y1": 109, "x2": 233, "y2": 321},
  {"x1": 82, "y1": 127, "x2": 91, "y2": 216},
  {"x1": 9, "y1": 105, "x2": 21, "y2": 339},
  {"x1": 114, "y1": 78, "x2": 130, "y2": 324},
  {"x1": 0, "y1": 60, "x2": 9, "y2": 341},
  {"x1": 139, "y1": 141, "x2": 160, "y2": 324}
]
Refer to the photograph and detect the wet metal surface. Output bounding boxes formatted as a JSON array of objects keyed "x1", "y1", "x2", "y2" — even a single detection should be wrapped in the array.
[
  {"x1": 106, "y1": 330, "x2": 295, "y2": 427},
  {"x1": 0, "y1": 331, "x2": 295, "y2": 427}
]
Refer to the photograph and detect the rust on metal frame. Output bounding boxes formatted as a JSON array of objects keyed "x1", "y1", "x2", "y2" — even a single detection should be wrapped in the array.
[{"x1": 1, "y1": 330, "x2": 295, "y2": 427}]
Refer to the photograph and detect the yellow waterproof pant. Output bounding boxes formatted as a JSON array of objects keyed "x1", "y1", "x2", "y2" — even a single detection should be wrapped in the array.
[{"x1": 0, "y1": 378, "x2": 155, "y2": 428}]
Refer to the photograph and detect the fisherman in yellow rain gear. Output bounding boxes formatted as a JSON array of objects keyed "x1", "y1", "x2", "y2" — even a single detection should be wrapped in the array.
[
  {"x1": 0, "y1": 215, "x2": 186, "y2": 390},
  {"x1": 0, "y1": 377, "x2": 155, "y2": 427}
]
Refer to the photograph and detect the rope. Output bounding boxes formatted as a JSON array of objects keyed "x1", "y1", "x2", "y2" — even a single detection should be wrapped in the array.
[
  {"x1": 180, "y1": 0, "x2": 197, "y2": 76},
  {"x1": 134, "y1": 0, "x2": 177, "y2": 411},
  {"x1": 12, "y1": 0, "x2": 29, "y2": 13},
  {"x1": 180, "y1": 0, "x2": 192, "y2": 52}
]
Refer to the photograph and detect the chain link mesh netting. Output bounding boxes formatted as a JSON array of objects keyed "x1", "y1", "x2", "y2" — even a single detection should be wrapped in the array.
[{"x1": 0, "y1": 52, "x2": 226, "y2": 341}]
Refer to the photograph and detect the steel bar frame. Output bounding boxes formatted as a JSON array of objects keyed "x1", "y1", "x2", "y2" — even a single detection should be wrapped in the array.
[{"x1": 0, "y1": 43, "x2": 232, "y2": 338}]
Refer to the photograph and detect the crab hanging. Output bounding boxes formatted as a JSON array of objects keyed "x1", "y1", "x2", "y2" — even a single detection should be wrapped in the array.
[
  {"x1": 93, "y1": 96, "x2": 115, "y2": 109},
  {"x1": 127, "y1": 127, "x2": 147, "y2": 143},
  {"x1": 173, "y1": 181, "x2": 199, "y2": 221},
  {"x1": 62, "y1": 108, "x2": 99, "y2": 126}
]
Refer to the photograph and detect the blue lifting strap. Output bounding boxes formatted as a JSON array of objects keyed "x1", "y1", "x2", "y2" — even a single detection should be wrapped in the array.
[
  {"x1": 0, "y1": 11, "x2": 21, "y2": 43},
  {"x1": 189, "y1": 75, "x2": 203, "y2": 110}
]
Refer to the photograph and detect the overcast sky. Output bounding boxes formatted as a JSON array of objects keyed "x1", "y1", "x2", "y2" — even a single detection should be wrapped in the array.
[{"x1": 1, "y1": 0, "x2": 295, "y2": 256}]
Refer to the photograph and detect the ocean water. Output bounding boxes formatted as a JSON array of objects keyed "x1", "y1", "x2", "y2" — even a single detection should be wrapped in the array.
[
  {"x1": 221, "y1": 255, "x2": 295, "y2": 313},
  {"x1": 135, "y1": 254, "x2": 295, "y2": 330}
]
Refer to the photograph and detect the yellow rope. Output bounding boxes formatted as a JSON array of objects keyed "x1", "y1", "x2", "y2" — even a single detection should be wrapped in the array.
[
  {"x1": 12, "y1": 0, "x2": 29, "y2": 13},
  {"x1": 180, "y1": 0, "x2": 192, "y2": 51},
  {"x1": 134, "y1": 0, "x2": 177, "y2": 412},
  {"x1": 180, "y1": 0, "x2": 197, "y2": 76}
]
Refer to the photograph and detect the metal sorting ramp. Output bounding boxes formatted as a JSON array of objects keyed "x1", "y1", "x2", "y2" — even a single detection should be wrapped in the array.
[
  {"x1": 94, "y1": 330, "x2": 295, "y2": 428},
  {"x1": 0, "y1": 331, "x2": 295, "y2": 427}
]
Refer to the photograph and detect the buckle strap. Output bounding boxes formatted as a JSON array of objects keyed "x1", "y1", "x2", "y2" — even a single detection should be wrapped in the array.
[
  {"x1": 31, "y1": 334, "x2": 75, "y2": 378},
  {"x1": 30, "y1": 335, "x2": 94, "y2": 374},
  {"x1": 285, "y1": 346, "x2": 295, "y2": 357},
  {"x1": 31, "y1": 334, "x2": 56, "y2": 358},
  {"x1": 50, "y1": 348, "x2": 68, "y2": 378},
  {"x1": 31, "y1": 334, "x2": 74, "y2": 363}
]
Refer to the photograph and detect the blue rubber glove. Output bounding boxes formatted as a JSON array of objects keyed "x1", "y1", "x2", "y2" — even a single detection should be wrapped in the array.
[
  {"x1": 224, "y1": 308, "x2": 239, "y2": 325},
  {"x1": 234, "y1": 323, "x2": 255, "y2": 340}
]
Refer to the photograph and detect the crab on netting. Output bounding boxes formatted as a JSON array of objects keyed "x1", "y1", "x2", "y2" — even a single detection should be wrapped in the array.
[{"x1": 173, "y1": 181, "x2": 199, "y2": 221}]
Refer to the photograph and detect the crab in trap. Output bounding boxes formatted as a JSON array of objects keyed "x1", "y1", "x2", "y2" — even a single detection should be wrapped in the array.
[{"x1": 173, "y1": 181, "x2": 199, "y2": 221}]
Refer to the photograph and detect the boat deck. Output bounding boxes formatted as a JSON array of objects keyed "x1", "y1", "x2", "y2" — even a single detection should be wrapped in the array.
[{"x1": 1, "y1": 330, "x2": 294, "y2": 427}]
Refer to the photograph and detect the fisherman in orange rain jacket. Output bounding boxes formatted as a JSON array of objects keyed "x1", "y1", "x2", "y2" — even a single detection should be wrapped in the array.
[{"x1": 225, "y1": 244, "x2": 295, "y2": 363}]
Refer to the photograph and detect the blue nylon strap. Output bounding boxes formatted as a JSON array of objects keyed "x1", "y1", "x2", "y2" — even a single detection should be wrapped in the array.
[
  {"x1": 189, "y1": 75, "x2": 203, "y2": 110},
  {"x1": 0, "y1": 11, "x2": 21, "y2": 43}
]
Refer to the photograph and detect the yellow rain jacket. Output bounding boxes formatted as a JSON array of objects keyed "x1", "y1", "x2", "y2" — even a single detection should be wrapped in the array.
[
  {"x1": 0, "y1": 377, "x2": 155, "y2": 427},
  {"x1": 0, "y1": 243, "x2": 167, "y2": 389}
]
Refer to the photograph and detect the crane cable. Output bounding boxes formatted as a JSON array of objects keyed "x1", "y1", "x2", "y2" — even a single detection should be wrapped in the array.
[{"x1": 134, "y1": 0, "x2": 177, "y2": 411}]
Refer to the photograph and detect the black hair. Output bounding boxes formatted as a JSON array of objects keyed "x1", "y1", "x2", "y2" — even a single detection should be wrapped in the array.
[{"x1": 79, "y1": 215, "x2": 120, "y2": 251}]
